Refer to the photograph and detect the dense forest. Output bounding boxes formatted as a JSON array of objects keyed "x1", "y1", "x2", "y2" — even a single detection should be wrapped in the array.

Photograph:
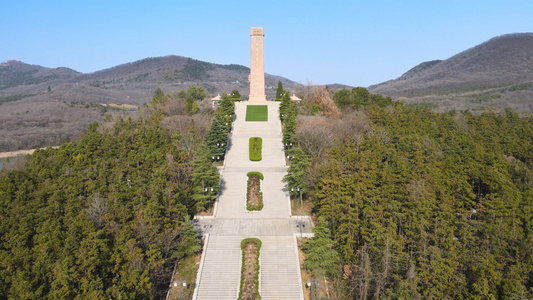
[
  {"x1": 0, "y1": 87, "x2": 229, "y2": 299},
  {"x1": 290, "y1": 86, "x2": 533, "y2": 299},
  {"x1": 1, "y1": 81, "x2": 532, "y2": 299}
]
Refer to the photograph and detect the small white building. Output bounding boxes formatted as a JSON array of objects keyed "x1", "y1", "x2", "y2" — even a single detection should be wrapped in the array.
[
  {"x1": 211, "y1": 94, "x2": 222, "y2": 108},
  {"x1": 290, "y1": 94, "x2": 301, "y2": 102}
]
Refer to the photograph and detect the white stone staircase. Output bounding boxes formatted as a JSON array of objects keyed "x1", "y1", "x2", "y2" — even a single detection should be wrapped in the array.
[
  {"x1": 192, "y1": 102, "x2": 305, "y2": 300},
  {"x1": 260, "y1": 236, "x2": 303, "y2": 299},
  {"x1": 194, "y1": 235, "x2": 242, "y2": 299}
]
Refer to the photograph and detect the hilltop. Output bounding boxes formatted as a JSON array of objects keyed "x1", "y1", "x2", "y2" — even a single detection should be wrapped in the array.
[
  {"x1": 0, "y1": 56, "x2": 295, "y2": 151},
  {"x1": 1, "y1": 56, "x2": 294, "y2": 105},
  {"x1": 368, "y1": 33, "x2": 533, "y2": 112}
]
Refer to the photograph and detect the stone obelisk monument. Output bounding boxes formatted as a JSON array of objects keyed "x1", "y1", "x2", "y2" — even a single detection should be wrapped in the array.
[{"x1": 249, "y1": 27, "x2": 267, "y2": 102}]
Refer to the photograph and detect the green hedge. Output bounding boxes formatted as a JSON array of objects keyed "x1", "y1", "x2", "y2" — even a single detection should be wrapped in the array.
[
  {"x1": 246, "y1": 172, "x2": 264, "y2": 211},
  {"x1": 240, "y1": 237, "x2": 262, "y2": 249},
  {"x1": 246, "y1": 171, "x2": 264, "y2": 180},
  {"x1": 239, "y1": 238, "x2": 262, "y2": 300},
  {"x1": 249, "y1": 137, "x2": 262, "y2": 161}
]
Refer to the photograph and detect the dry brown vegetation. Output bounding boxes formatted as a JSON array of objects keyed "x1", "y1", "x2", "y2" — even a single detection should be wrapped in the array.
[
  {"x1": 311, "y1": 88, "x2": 341, "y2": 118},
  {"x1": 291, "y1": 94, "x2": 373, "y2": 199},
  {"x1": 0, "y1": 96, "x2": 129, "y2": 151},
  {"x1": 394, "y1": 87, "x2": 533, "y2": 113},
  {"x1": 0, "y1": 56, "x2": 295, "y2": 152},
  {"x1": 296, "y1": 116, "x2": 334, "y2": 162}
]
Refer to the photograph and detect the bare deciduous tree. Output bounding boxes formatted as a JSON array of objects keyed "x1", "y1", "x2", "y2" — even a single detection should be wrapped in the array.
[
  {"x1": 311, "y1": 88, "x2": 341, "y2": 118},
  {"x1": 369, "y1": 126, "x2": 391, "y2": 144},
  {"x1": 354, "y1": 246, "x2": 372, "y2": 300},
  {"x1": 331, "y1": 112, "x2": 371, "y2": 153},
  {"x1": 85, "y1": 193, "x2": 108, "y2": 229},
  {"x1": 293, "y1": 81, "x2": 317, "y2": 103},
  {"x1": 295, "y1": 115, "x2": 334, "y2": 162}
]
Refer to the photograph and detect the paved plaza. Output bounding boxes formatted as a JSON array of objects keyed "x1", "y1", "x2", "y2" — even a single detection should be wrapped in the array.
[{"x1": 193, "y1": 102, "x2": 311, "y2": 299}]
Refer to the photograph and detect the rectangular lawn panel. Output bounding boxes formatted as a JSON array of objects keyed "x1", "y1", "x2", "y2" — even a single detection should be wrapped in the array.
[{"x1": 245, "y1": 105, "x2": 268, "y2": 121}]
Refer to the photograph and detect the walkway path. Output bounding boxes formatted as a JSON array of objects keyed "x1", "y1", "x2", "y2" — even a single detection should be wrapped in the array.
[
  {"x1": 0, "y1": 146, "x2": 60, "y2": 159},
  {"x1": 193, "y1": 102, "x2": 310, "y2": 299}
]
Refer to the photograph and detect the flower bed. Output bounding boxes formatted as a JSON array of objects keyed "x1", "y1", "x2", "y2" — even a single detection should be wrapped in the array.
[
  {"x1": 246, "y1": 172, "x2": 264, "y2": 211},
  {"x1": 239, "y1": 238, "x2": 262, "y2": 300}
]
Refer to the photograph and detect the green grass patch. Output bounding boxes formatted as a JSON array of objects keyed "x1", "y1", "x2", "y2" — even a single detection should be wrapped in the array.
[
  {"x1": 172, "y1": 253, "x2": 200, "y2": 299},
  {"x1": 246, "y1": 105, "x2": 268, "y2": 121},
  {"x1": 175, "y1": 254, "x2": 199, "y2": 284},
  {"x1": 406, "y1": 102, "x2": 439, "y2": 110},
  {"x1": 249, "y1": 137, "x2": 262, "y2": 161},
  {"x1": 239, "y1": 238, "x2": 262, "y2": 300}
]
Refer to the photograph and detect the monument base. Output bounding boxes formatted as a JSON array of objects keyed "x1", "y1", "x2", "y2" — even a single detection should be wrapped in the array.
[{"x1": 248, "y1": 95, "x2": 267, "y2": 102}]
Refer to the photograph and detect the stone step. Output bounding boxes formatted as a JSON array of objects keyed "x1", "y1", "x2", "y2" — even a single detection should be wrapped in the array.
[
  {"x1": 195, "y1": 236, "x2": 242, "y2": 300},
  {"x1": 223, "y1": 167, "x2": 288, "y2": 173},
  {"x1": 259, "y1": 236, "x2": 303, "y2": 299},
  {"x1": 194, "y1": 235, "x2": 304, "y2": 300}
]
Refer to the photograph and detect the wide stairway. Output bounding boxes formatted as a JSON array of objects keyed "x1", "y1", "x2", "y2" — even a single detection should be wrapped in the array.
[
  {"x1": 260, "y1": 236, "x2": 302, "y2": 299},
  {"x1": 193, "y1": 102, "x2": 305, "y2": 299},
  {"x1": 193, "y1": 235, "x2": 242, "y2": 298}
]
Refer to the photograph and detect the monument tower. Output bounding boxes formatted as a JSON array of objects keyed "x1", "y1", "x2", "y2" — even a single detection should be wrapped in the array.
[{"x1": 249, "y1": 27, "x2": 266, "y2": 102}]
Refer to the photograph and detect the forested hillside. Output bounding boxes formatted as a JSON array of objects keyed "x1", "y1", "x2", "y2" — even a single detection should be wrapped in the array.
[
  {"x1": 2, "y1": 82, "x2": 532, "y2": 299},
  {"x1": 0, "y1": 89, "x2": 224, "y2": 299},
  {"x1": 291, "y1": 86, "x2": 533, "y2": 299}
]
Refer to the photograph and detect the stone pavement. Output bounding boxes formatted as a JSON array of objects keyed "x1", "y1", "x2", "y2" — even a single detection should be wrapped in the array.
[{"x1": 192, "y1": 102, "x2": 310, "y2": 299}]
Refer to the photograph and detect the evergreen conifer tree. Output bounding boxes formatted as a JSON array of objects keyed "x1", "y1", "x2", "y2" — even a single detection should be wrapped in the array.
[
  {"x1": 276, "y1": 81, "x2": 284, "y2": 100},
  {"x1": 303, "y1": 222, "x2": 340, "y2": 277},
  {"x1": 191, "y1": 144, "x2": 220, "y2": 212},
  {"x1": 230, "y1": 89, "x2": 241, "y2": 100},
  {"x1": 283, "y1": 147, "x2": 311, "y2": 207}
]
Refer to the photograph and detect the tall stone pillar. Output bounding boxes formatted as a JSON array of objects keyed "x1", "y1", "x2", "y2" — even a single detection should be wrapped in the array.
[{"x1": 249, "y1": 27, "x2": 266, "y2": 102}]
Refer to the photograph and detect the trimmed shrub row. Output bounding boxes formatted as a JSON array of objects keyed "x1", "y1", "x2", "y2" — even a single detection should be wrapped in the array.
[
  {"x1": 249, "y1": 137, "x2": 262, "y2": 161},
  {"x1": 246, "y1": 171, "x2": 264, "y2": 180}
]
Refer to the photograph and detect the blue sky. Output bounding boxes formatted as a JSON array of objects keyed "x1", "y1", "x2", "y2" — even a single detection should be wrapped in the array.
[{"x1": 1, "y1": 0, "x2": 532, "y2": 87}]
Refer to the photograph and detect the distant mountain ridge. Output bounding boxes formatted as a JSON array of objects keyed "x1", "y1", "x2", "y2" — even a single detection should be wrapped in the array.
[
  {"x1": 2, "y1": 32, "x2": 533, "y2": 152},
  {"x1": 399, "y1": 60, "x2": 443, "y2": 80},
  {"x1": 369, "y1": 33, "x2": 533, "y2": 112},
  {"x1": 0, "y1": 60, "x2": 79, "y2": 90},
  {"x1": 0, "y1": 55, "x2": 295, "y2": 105},
  {"x1": 0, "y1": 55, "x2": 297, "y2": 152}
]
